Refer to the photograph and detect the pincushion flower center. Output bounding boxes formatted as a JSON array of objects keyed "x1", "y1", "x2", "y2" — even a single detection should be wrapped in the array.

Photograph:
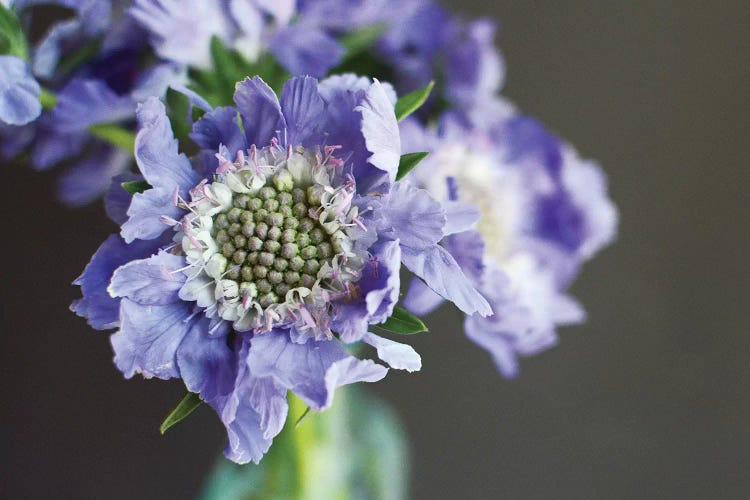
[
  {"x1": 211, "y1": 183, "x2": 338, "y2": 308},
  {"x1": 172, "y1": 143, "x2": 366, "y2": 333}
]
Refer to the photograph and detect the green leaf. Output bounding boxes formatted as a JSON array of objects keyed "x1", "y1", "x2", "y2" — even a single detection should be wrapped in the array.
[
  {"x1": 339, "y1": 24, "x2": 385, "y2": 61},
  {"x1": 396, "y1": 151, "x2": 429, "y2": 181},
  {"x1": 0, "y1": 4, "x2": 28, "y2": 60},
  {"x1": 376, "y1": 306, "x2": 428, "y2": 335},
  {"x1": 89, "y1": 123, "x2": 136, "y2": 152},
  {"x1": 121, "y1": 180, "x2": 151, "y2": 195},
  {"x1": 165, "y1": 87, "x2": 191, "y2": 141},
  {"x1": 394, "y1": 81, "x2": 435, "y2": 122},
  {"x1": 160, "y1": 392, "x2": 202, "y2": 435}
]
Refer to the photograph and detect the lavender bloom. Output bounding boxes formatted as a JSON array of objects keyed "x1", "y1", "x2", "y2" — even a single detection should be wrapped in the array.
[
  {"x1": 402, "y1": 106, "x2": 617, "y2": 377},
  {"x1": 1, "y1": 1, "x2": 185, "y2": 205},
  {"x1": 129, "y1": 0, "x2": 342, "y2": 77},
  {"x1": 297, "y1": 0, "x2": 505, "y2": 115},
  {"x1": 73, "y1": 74, "x2": 488, "y2": 463}
]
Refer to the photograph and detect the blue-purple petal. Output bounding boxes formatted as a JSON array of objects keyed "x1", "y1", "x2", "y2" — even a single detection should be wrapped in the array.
[
  {"x1": 71, "y1": 234, "x2": 160, "y2": 330},
  {"x1": 57, "y1": 145, "x2": 131, "y2": 206},
  {"x1": 248, "y1": 332, "x2": 386, "y2": 411},
  {"x1": 279, "y1": 76, "x2": 325, "y2": 147},
  {"x1": 331, "y1": 239, "x2": 401, "y2": 342},
  {"x1": 122, "y1": 186, "x2": 182, "y2": 242},
  {"x1": 48, "y1": 78, "x2": 134, "y2": 133},
  {"x1": 233, "y1": 76, "x2": 286, "y2": 147},
  {"x1": 122, "y1": 97, "x2": 197, "y2": 242},
  {"x1": 402, "y1": 277, "x2": 445, "y2": 316},
  {"x1": 401, "y1": 244, "x2": 492, "y2": 317},
  {"x1": 111, "y1": 298, "x2": 193, "y2": 379},
  {"x1": 190, "y1": 106, "x2": 246, "y2": 155},
  {"x1": 132, "y1": 97, "x2": 197, "y2": 190},
  {"x1": 442, "y1": 200, "x2": 480, "y2": 235},
  {"x1": 362, "y1": 333, "x2": 421, "y2": 372},
  {"x1": 356, "y1": 80, "x2": 400, "y2": 185},
  {"x1": 382, "y1": 181, "x2": 445, "y2": 249},
  {"x1": 105, "y1": 173, "x2": 143, "y2": 225},
  {"x1": 269, "y1": 25, "x2": 344, "y2": 77},
  {"x1": 0, "y1": 56, "x2": 41, "y2": 126},
  {"x1": 176, "y1": 317, "x2": 237, "y2": 407},
  {"x1": 108, "y1": 251, "x2": 186, "y2": 305}
]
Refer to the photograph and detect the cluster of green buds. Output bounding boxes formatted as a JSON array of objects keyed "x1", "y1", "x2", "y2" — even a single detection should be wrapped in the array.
[{"x1": 174, "y1": 144, "x2": 366, "y2": 334}]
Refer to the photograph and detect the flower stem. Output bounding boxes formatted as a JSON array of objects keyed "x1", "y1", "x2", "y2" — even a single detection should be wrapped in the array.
[{"x1": 288, "y1": 394, "x2": 314, "y2": 499}]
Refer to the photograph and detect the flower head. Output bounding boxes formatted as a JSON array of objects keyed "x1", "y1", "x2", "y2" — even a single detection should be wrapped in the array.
[
  {"x1": 402, "y1": 106, "x2": 617, "y2": 377},
  {"x1": 73, "y1": 74, "x2": 488, "y2": 463},
  {"x1": 0, "y1": 1, "x2": 185, "y2": 205}
]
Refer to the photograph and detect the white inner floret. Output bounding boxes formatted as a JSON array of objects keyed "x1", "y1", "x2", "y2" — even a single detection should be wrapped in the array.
[
  {"x1": 423, "y1": 142, "x2": 535, "y2": 264},
  {"x1": 170, "y1": 143, "x2": 367, "y2": 335}
]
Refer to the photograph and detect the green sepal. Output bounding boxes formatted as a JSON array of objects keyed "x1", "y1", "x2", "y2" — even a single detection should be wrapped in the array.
[
  {"x1": 160, "y1": 392, "x2": 203, "y2": 435},
  {"x1": 121, "y1": 180, "x2": 151, "y2": 195},
  {"x1": 0, "y1": 4, "x2": 28, "y2": 60},
  {"x1": 376, "y1": 306, "x2": 428, "y2": 335},
  {"x1": 396, "y1": 152, "x2": 429, "y2": 181},
  {"x1": 339, "y1": 24, "x2": 385, "y2": 62},
  {"x1": 394, "y1": 81, "x2": 435, "y2": 122}
]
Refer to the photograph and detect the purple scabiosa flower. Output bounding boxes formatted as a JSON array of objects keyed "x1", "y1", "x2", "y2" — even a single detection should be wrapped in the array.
[
  {"x1": 402, "y1": 107, "x2": 617, "y2": 377},
  {"x1": 297, "y1": 0, "x2": 505, "y2": 116},
  {"x1": 73, "y1": 74, "x2": 489, "y2": 463},
  {"x1": 129, "y1": 0, "x2": 342, "y2": 77},
  {"x1": 0, "y1": 1, "x2": 186, "y2": 205}
]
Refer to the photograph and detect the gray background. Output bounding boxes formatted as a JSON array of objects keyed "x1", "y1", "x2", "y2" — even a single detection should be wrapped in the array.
[{"x1": 2, "y1": 1, "x2": 749, "y2": 498}]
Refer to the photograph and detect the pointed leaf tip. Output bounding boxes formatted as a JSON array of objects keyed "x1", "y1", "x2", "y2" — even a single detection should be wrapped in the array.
[
  {"x1": 121, "y1": 180, "x2": 151, "y2": 195},
  {"x1": 376, "y1": 306, "x2": 428, "y2": 335},
  {"x1": 396, "y1": 152, "x2": 429, "y2": 181},
  {"x1": 394, "y1": 81, "x2": 435, "y2": 122},
  {"x1": 160, "y1": 392, "x2": 202, "y2": 434}
]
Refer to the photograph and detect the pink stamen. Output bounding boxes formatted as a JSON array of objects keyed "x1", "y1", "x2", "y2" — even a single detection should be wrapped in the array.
[
  {"x1": 216, "y1": 160, "x2": 234, "y2": 174},
  {"x1": 299, "y1": 307, "x2": 316, "y2": 329},
  {"x1": 352, "y1": 216, "x2": 367, "y2": 231},
  {"x1": 160, "y1": 215, "x2": 179, "y2": 226},
  {"x1": 370, "y1": 255, "x2": 379, "y2": 279}
]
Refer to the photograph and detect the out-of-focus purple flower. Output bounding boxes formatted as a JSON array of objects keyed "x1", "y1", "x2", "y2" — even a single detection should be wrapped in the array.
[
  {"x1": 73, "y1": 74, "x2": 488, "y2": 463},
  {"x1": 129, "y1": 0, "x2": 341, "y2": 77},
  {"x1": 0, "y1": 55, "x2": 41, "y2": 125},
  {"x1": 1, "y1": 1, "x2": 186, "y2": 206},
  {"x1": 297, "y1": 0, "x2": 505, "y2": 115},
  {"x1": 402, "y1": 105, "x2": 617, "y2": 377}
]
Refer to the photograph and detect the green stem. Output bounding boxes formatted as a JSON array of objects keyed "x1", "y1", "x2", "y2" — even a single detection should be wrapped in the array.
[
  {"x1": 288, "y1": 394, "x2": 314, "y2": 499},
  {"x1": 39, "y1": 87, "x2": 136, "y2": 154}
]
